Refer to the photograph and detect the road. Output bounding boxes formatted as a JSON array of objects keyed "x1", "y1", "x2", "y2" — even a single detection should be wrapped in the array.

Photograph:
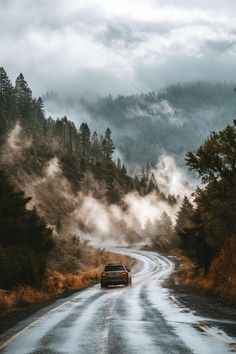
[{"x1": 0, "y1": 249, "x2": 235, "y2": 354}]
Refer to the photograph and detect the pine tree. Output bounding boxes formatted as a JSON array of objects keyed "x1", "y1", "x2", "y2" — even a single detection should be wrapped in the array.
[
  {"x1": 15, "y1": 73, "x2": 32, "y2": 101},
  {"x1": 91, "y1": 131, "x2": 101, "y2": 161},
  {"x1": 15, "y1": 73, "x2": 32, "y2": 126},
  {"x1": 0, "y1": 67, "x2": 15, "y2": 133},
  {"x1": 121, "y1": 164, "x2": 127, "y2": 175},
  {"x1": 0, "y1": 67, "x2": 13, "y2": 96},
  {"x1": 175, "y1": 196, "x2": 194, "y2": 235},
  {"x1": 104, "y1": 128, "x2": 115, "y2": 160},
  {"x1": 0, "y1": 169, "x2": 53, "y2": 288},
  {"x1": 31, "y1": 97, "x2": 46, "y2": 137},
  {"x1": 79, "y1": 122, "x2": 90, "y2": 158}
]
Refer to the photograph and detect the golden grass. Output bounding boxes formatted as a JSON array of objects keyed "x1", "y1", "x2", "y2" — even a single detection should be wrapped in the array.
[
  {"x1": 0, "y1": 287, "x2": 47, "y2": 311},
  {"x1": 0, "y1": 251, "x2": 133, "y2": 312},
  {"x1": 0, "y1": 290, "x2": 17, "y2": 311},
  {"x1": 173, "y1": 236, "x2": 236, "y2": 303}
]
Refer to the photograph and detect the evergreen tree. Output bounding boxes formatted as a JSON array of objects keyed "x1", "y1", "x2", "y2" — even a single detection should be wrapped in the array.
[
  {"x1": 15, "y1": 73, "x2": 32, "y2": 101},
  {"x1": 175, "y1": 196, "x2": 194, "y2": 234},
  {"x1": 104, "y1": 128, "x2": 115, "y2": 160},
  {"x1": 15, "y1": 73, "x2": 32, "y2": 126},
  {"x1": 182, "y1": 121, "x2": 236, "y2": 272},
  {"x1": 31, "y1": 97, "x2": 46, "y2": 137},
  {"x1": 0, "y1": 67, "x2": 15, "y2": 133},
  {"x1": 121, "y1": 164, "x2": 127, "y2": 175},
  {"x1": 91, "y1": 131, "x2": 101, "y2": 162},
  {"x1": 79, "y1": 122, "x2": 90, "y2": 158},
  {"x1": 0, "y1": 169, "x2": 53, "y2": 288},
  {"x1": 0, "y1": 67, "x2": 13, "y2": 96}
]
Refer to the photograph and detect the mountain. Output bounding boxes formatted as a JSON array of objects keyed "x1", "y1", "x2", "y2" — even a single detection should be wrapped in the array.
[{"x1": 44, "y1": 81, "x2": 236, "y2": 170}]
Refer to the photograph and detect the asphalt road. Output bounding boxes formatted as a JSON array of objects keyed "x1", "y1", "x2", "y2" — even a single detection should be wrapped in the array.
[{"x1": 0, "y1": 249, "x2": 235, "y2": 354}]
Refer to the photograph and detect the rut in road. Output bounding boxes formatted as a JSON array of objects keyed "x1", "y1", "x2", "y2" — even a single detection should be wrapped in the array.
[{"x1": 0, "y1": 250, "x2": 235, "y2": 354}]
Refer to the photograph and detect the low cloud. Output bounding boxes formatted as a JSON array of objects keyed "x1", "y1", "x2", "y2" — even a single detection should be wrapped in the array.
[
  {"x1": 1, "y1": 123, "x2": 195, "y2": 247},
  {"x1": 1, "y1": 0, "x2": 236, "y2": 96}
]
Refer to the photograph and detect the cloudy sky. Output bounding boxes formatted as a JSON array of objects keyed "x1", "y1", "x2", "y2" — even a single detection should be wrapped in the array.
[{"x1": 1, "y1": 0, "x2": 236, "y2": 96}]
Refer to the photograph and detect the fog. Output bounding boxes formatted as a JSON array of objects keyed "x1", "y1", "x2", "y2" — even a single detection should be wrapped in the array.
[
  {"x1": 1, "y1": 0, "x2": 236, "y2": 96},
  {"x1": 44, "y1": 81, "x2": 236, "y2": 171},
  {"x1": 1, "y1": 123, "x2": 195, "y2": 247}
]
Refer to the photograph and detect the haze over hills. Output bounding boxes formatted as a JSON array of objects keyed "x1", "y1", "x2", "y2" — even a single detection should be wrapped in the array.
[
  {"x1": 1, "y1": 1, "x2": 236, "y2": 338},
  {"x1": 44, "y1": 81, "x2": 236, "y2": 171}
]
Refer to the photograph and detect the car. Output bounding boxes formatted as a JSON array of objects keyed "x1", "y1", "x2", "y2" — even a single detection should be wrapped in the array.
[{"x1": 100, "y1": 263, "x2": 132, "y2": 288}]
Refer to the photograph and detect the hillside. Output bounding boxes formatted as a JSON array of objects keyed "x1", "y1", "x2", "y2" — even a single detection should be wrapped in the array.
[
  {"x1": 44, "y1": 81, "x2": 236, "y2": 168},
  {"x1": 0, "y1": 67, "x2": 179, "y2": 296}
]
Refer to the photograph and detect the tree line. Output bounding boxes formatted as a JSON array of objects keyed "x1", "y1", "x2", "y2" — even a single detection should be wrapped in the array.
[
  {"x1": 44, "y1": 81, "x2": 236, "y2": 168},
  {"x1": 0, "y1": 67, "x2": 172, "y2": 203},
  {"x1": 175, "y1": 121, "x2": 236, "y2": 274},
  {"x1": 0, "y1": 68, "x2": 178, "y2": 289}
]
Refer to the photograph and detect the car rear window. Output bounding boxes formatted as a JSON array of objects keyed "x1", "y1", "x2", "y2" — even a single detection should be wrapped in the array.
[{"x1": 104, "y1": 265, "x2": 125, "y2": 272}]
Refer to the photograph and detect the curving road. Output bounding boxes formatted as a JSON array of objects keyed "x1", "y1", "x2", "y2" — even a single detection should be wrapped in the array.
[{"x1": 0, "y1": 249, "x2": 235, "y2": 354}]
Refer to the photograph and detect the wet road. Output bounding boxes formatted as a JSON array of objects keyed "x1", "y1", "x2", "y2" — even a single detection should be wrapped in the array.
[{"x1": 0, "y1": 249, "x2": 235, "y2": 354}]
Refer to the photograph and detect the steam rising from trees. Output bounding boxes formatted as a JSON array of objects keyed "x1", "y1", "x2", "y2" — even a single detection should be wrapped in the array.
[
  {"x1": 44, "y1": 82, "x2": 236, "y2": 170},
  {"x1": 1, "y1": 122, "x2": 194, "y2": 247}
]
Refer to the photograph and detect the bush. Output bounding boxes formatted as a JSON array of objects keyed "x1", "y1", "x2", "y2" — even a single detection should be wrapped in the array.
[{"x1": 0, "y1": 246, "x2": 47, "y2": 289}]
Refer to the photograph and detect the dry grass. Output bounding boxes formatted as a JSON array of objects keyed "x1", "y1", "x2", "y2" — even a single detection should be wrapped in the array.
[
  {"x1": 0, "y1": 287, "x2": 47, "y2": 311},
  {"x1": 46, "y1": 267, "x2": 103, "y2": 294},
  {"x1": 0, "y1": 250, "x2": 133, "y2": 312},
  {"x1": 202, "y1": 236, "x2": 236, "y2": 301},
  {"x1": 172, "y1": 237, "x2": 236, "y2": 303}
]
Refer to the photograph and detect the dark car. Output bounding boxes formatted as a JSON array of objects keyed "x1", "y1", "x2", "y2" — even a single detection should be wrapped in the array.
[{"x1": 100, "y1": 263, "x2": 132, "y2": 288}]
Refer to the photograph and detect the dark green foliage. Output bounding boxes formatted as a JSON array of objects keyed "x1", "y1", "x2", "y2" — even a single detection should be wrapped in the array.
[
  {"x1": 178, "y1": 122, "x2": 236, "y2": 273},
  {"x1": 0, "y1": 67, "x2": 15, "y2": 136},
  {"x1": 0, "y1": 68, "x2": 176, "y2": 205},
  {"x1": 0, "y1": 68, "x2": 179, "y2": 290},
  {"x1": 0, "y1": 246, "x2": 47, "y2": 289},
  {"x1": 0, "y1": 169, "x2": 53, "y2": 289},
  {"x1": 0, "y1": 68, "x2": 139, "y2": 203},
  {"x1": 15, "y1": 73, "x2": 33, "y2": 127},
  {"x1": 103, "y1": 128, "x2": 115, "y2": 161},
  {"x1": 175, "y1": 196, "x2": 194, "y2": 235},
  {"x1": 79, "y1": 122, "x2": 90, "y2": 158},
  {"x1": 186, "y1": 124, "x2": 236, "y2": 184}
]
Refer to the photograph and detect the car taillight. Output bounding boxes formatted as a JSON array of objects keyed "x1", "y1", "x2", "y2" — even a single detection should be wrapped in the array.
[{"x1": 122, "y1": 272, "x2": 128, "y2": 276}]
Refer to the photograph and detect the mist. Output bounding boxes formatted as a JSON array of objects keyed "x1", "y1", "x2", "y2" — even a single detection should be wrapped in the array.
[
  {"x1": 44, "y1": 81, "x2": 236, "y2": 171},
  {"x1": 1, "y1": 123, "x2": 194, "y2": 247}
]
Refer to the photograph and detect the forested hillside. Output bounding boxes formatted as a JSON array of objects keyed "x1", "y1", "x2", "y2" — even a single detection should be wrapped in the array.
[
  {"x1": 0, "y1": 67, "x2": 174, "y2": 203},
  {"x1": 2, "y1": 66, "x2": 235, "y2": 303},
  {"x1": 175, "y1": 122, "x2": 236, "y2": 300},
  {"x1": 0, "y1": 68, "x2": 177, "y2": 294},
  {"x1": 44, "y1": 81, "x2": 236, "y2": 168}
]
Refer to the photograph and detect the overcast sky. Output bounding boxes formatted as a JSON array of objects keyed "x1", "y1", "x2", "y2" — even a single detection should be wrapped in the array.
[{"x1": 1, "y1": 0, "x2": 236, "y2": 97}]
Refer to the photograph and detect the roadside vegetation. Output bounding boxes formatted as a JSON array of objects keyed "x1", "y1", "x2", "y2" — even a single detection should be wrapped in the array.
[
  {"x1": 0, "y1": 68, "x2": 140, "y2": 312},
  {"x1": 174, "y1": 121, "x2": 236, "y2": 302},
  {"x1": 0, "y1": 248, "x2": 132, "y2": 311},
  {"x1": 0, "y1": 166, "x2": 132, "y2": 311},
  {"x1": 1, "y1": 66, "x2": 235, "y2": 308}
]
